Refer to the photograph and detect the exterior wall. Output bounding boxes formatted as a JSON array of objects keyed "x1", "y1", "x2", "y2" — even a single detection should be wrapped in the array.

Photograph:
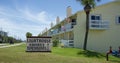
[
  {"x1": 74, "y1": 1, "x2": 120, "y2": 53},
  {"x1": 74, "y1": 11, "x2": 86, "y2": 48},
  {"x1": 88, "y1": 1, "x2": 120, "y2": 53}
]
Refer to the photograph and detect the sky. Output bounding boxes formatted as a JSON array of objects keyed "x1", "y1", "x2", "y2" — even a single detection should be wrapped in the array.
[{"x1": 0, "y1": 0, "x2": 114, "y2": 40}]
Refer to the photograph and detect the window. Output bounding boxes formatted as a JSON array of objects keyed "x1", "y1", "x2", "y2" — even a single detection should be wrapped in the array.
[
  {"x1": 69, "y1": 44, "x2": 74, "y2": 46},
  {"x1": 90, "y1": 15, "x2": 101, "y2": 20},
  {"x1": 71, "y1": 19, "x2": 76, "y2": 25},
  {"x1": 91, "y1": 15, "x2": 95, "y2": 20},
  {"x1": 117, "y1": 16, "x2": 120, "y2": 24},
  {"x1": 118, "y1": 17, "x2": 120, "y2": 23},
  {"x1": 119, "y1": 17, "x2": 120, "y2": 23}
]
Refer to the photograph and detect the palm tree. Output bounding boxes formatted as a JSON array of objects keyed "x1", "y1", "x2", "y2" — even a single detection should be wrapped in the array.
[{"x1": 76, "y1": 0, "x2": 100, "y2": 50}]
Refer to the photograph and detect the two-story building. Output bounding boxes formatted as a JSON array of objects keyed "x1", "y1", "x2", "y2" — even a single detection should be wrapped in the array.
[{"x1": 42, "y1": 1, "x2": 120, "y2": 53}]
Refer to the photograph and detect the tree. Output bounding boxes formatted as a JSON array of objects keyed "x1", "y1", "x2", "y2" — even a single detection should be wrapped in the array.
[
  {"x1": 26, "y1": 32, "x2": 32, "y2": 37},
  {"x1": 0, "y1": 35, "x2": 3, "y2": 43},
  {"x1": 2, "y1": 36, "x2": 8, "y2": 43},
  {"x1": 38, "y1": 33, "x2": 42, "y2": 37},
  {"x1": 8, "y1": 36, "x2": 14, "y2": 44},
  {"x1": 76, "y1": 0, "x2": 100, "y2": 50}
]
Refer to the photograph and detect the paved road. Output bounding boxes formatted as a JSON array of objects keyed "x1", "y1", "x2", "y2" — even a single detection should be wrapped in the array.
[{"x1": 0, "y1": 43, "x2": 25, "y2": 48}]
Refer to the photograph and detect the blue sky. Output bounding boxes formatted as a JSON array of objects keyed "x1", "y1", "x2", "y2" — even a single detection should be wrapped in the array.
[{"x1": 0, "y1": 0, "x2": 114, "y2": 40}]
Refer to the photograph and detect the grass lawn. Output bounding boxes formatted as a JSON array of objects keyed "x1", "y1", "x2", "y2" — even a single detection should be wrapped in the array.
[{"x1": 0, "y1": 44, "x2": 119, "y2": 63}]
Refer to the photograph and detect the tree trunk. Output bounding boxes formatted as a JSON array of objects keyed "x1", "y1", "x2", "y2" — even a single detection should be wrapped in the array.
[{"x1": 83, "y1": 11, "x2": 89, "y2": 50}]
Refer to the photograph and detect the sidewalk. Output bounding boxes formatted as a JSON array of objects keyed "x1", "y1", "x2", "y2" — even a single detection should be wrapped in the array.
[
  {"x1": 0, "y1": 44, "x2": 6, "y2": 46},
  {"x1": 0, "y1": 43, "x2": 25, "y2": 48}
]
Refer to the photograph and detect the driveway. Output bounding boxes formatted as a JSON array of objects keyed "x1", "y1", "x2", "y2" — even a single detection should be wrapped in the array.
[{"x1": 0, "y1": 43, "x2": 25, "y2": 48}]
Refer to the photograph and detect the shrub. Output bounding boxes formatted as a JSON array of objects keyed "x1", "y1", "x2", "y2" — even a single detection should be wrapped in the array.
[{"x1": 53, "y1": 39, "x2": 59, "y2": 47}]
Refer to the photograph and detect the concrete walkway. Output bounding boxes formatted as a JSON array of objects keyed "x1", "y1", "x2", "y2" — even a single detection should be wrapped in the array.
[
  {"x1": 0, "y1": 43, "x2": 25, "y2": 48},
  {"x1": 0, "y1": 44, "x2": 6, "y2": 46}
]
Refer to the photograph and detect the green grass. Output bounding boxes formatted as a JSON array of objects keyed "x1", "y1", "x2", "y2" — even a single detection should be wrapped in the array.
[
  {"x1": 52, "y1": 47, "x2": 105, "y2": 58},
  {"x1": 0, "y1": 44, "x2": 120, "y2": 63}
]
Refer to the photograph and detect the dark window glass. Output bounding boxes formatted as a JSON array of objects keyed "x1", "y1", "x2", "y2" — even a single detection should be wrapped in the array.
[
  {"x1": 91, "y1": 15, "x2": 95, "y2": 20},
  {"x1": 119, "y1": 17, "x2": 120, "y2": 23},
  {"x1": 72, "y1": 19, "x2": 76, "y2": 25},
  {"x1": 69, "y1": 41, "x2": 73, "y2": 43},
  {"x1": 69, "y1": 44, "x2": 74, "y2": 46},
  {"x1": 96, "y1": 16, "x2": 100, "y2": 20},
  {"x1": 91, "y1": 15, "x2": 101, "y2": 20}
]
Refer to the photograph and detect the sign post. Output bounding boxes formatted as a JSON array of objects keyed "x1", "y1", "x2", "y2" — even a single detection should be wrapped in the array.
[{"x1": 26, "y1": 36, "x2": 52, "y2": 52}]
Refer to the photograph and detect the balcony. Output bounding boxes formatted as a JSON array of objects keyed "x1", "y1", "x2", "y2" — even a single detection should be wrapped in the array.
[
  {"x1": 52, "y1": 29, "x2": 58, "y2": 35},
  {"x1": 61, "y1": 23, "x2": 73, "y2": 32},
  {"x1": 50, "y1": 22, "x2": 75, "y2": 35},
  {"x1": 89, "y1": 20, "x2": 109, "y2": 30}
]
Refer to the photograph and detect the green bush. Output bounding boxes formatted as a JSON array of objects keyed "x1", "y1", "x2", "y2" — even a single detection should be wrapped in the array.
[{"x1": 53, "y1": 39, "x2": 59, "y2": 47}]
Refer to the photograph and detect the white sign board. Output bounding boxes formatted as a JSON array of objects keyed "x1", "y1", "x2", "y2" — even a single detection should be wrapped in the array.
[{"x1": 26, "y1": 36, "x2": 52, "y2": 52}]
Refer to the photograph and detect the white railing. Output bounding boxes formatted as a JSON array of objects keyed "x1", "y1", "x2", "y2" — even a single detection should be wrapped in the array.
[
  {"x1": 60, "y1": 40, "x2": 74, "y2": 47},
  {"x1": 50, "y1": 23, "x2": 74, "y2": 35},
  {"x1": 89, "y1": 20, "x2": 109, "y2": 30},
  {"x1": 61, "y1": 23, "x2": 73, "y2": 32},
  {"x1": 52, "y1": 29, "x2": 58, "y2": 35},
  {"x1": 65, "y1": 23, "x2": 72, "y2": 30}
]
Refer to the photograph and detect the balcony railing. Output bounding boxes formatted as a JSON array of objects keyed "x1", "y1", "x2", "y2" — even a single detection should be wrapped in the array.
[
  {"x1": 89, "y1": 20, "x2": 109, "y2": 30},
  {"x1": 60, "y1": 40, "x2": 74, "y2": 47},
  {"x1": 52, "y1": 29, "x2": 58, "y2": 35},
  {"x1": 61, "y1": 23, "x2": 73, "y2": 32},
  {"x1": 49, "y1": 22, "x2": 75, "y2": 35}
]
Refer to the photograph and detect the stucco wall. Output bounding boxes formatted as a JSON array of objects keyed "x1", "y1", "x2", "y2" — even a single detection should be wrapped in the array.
[
  {"x1": 74, "y1": 11, "x2": 85, "y2": 48},
  {"x1": 74, "y1": 1, "x2": 120, "y2": 53}
]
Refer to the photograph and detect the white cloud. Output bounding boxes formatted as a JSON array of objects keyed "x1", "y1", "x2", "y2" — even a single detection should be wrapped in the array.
[
  {"x1": 16, "y1": 7, "x2": 54, "y2": 25},
  {"x1": 0, "y1": 18, "x2": 48, "y2": 40},
  {"x1": 0, "y1": 18, "x2": 16, "y2": 30},
  {"x1": 0, "y1": 7, "x2": 56, "y2": 40}
]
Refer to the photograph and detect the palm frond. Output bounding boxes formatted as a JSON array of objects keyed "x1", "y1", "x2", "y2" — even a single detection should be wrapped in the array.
[{"x1": 76, "y1": 0, "x2": 100, "y2": 8}]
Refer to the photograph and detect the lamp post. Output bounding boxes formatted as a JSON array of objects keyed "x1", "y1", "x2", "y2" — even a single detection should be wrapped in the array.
[{"x1": 83, "y1": 3, "x2": 91, "y2": 50}]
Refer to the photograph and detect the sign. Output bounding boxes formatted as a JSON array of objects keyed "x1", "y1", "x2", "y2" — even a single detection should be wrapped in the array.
[{"x1": 26, "y1": 36, "x2": 52, "y2": 52}]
